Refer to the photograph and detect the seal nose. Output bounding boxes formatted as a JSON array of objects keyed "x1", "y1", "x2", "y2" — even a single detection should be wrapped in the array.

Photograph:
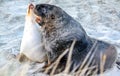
[
  {"x1": 35, "y1": 4, "x2": 46, "y2": 10},
  {"x1": 34, "y1": 4, "x2": 43, "y2": 15},
  {"x1": 35, "y1": 4, "x2": 46, "y2": 13},
  {"x1": 34, "y1": 4, "x2": 47, "y2": 18},
  {"x1": 35, "y1": 4, "x2": 45, "y2": 12},
  {"x1": 35, "y1": 5, "x2": 40, "y2": 10}
]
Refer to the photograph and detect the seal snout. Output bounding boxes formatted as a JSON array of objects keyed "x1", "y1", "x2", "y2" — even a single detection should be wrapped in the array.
[
  {"x1": 34, "y1": 4, "x2": 48, "y2": 17},
  {"x1": 34, "y1": 4, "x2": 48, "y2": 25},
  {"x1": 33, "y1": 8, "x2": 42, "y2": 24}
]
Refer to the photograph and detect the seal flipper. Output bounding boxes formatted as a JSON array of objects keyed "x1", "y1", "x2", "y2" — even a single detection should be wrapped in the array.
[{"x1": 93, "y1": 40, "x2": 117, "y2": 73}]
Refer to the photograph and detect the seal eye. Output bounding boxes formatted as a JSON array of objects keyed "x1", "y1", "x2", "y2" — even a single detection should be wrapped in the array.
[{"x1": 51, "y1": 14, "x2": 55, "y2": 19}]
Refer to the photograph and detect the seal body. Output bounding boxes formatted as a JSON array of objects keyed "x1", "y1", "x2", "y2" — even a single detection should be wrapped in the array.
[
  {"x1": 19, "y1": 4, "x2": 47, "y2": 63},
  {"x1": 34, "y1": 4, "x2": 117, "y2": 74}
]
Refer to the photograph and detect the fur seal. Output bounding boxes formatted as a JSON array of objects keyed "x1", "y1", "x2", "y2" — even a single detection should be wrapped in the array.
[
  {"x1": 33, "y1": 4, "x2": 117, "y2": 74},
  {"x1": 19, "y1": 4, "x2": 47, "y2": 63}
]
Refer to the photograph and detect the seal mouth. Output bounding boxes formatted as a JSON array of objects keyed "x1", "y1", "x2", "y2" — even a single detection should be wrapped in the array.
[
  {"x1": 34, "y1": 9, "x2": 43, "y2": 26},
  {"x1": 33, "y1": 5, "x2": 46, "y2": 26},
  {"x1": 35, "y1": 15, "x2": 42, "y2": 24}
]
